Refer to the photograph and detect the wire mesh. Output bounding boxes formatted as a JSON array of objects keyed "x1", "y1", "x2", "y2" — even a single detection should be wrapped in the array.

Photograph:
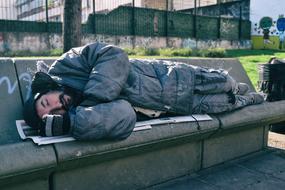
[{"x1": 0, "y1": 0, "x2": 250, "y2": 40}]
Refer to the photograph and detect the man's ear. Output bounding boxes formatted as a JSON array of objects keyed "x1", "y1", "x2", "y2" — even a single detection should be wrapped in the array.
[{"x1": 36, "y1": 60, "x2": 50, "y2": 73}]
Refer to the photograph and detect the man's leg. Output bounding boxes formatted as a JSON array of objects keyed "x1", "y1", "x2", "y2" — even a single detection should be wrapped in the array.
[
  {"x1": 194, "y1": 67, "x2": 249, "y2": 95},
  {"x1": 192, "y1": 92, "x2": 264, "y2": 114}
]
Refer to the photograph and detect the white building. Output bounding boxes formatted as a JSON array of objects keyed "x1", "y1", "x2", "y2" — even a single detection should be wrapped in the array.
[{"x1": 0, "y1": 0, "x2": 17, "y2": 19}]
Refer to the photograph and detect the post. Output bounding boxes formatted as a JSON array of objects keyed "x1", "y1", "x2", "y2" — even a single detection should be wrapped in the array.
[
  {"x1": 238, "y1": 5, "x2": 242, "y2": 39},
  {"x1": 193, "y1": 0, "x2": 197, "y2": 39},
  {"x1": 93, "y1": 0, "x2": 96, "y2": 34},
  {"x1": 45, "y1": 0, "x2": 49, "y2": 32},
  {"x1": 217, "y1": 0, "x2": 221, "y2": 39},
  {"x1": 165, "y1": 0, "x2": 169, "y2": 47},
  {"x1": 132, "y1": 0, "x2": 135, "y2": 48},
  {"x1": 63, "y1": 0, "x2": 82, "y2": 52}
]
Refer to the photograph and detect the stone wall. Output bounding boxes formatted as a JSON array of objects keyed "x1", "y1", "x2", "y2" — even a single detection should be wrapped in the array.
[{"x1": 0, "y1": 32, "x2": 251, "y2": 54}]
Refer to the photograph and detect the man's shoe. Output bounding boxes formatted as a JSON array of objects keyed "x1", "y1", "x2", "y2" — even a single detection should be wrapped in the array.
[
  {"x1": 247, "y1": 92, "x2": 265, "y2": 104},
  {"x1": 235, "y1": 83, "x2": 249, "y2": 95}
]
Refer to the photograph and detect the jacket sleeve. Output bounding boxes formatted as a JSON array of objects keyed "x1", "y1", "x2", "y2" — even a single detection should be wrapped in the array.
[
  {"x1": 81, "y1": 43, "x2": 130, "y2": 104},
  {"x1": 69, "y1": 99, "x2": 136, "y2": 141}
]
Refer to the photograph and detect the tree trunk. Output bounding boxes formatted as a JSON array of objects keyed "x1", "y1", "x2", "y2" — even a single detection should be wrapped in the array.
[{"x1": 63, "y1": 0, "x2": 82, "y2": 52}]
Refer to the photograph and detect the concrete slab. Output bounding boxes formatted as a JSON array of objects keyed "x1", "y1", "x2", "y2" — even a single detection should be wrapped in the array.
[
  {"x1": 0, "y1": 142, "x2": 57, "y2": 189},
  {"x1": 147, "y1": 175, "x2": 219, "y2": 190},
  {"x1": 53, "y1": 118, "x2": 218, "y2": 166},
  {"x1": 198, "y1": 164, "x2": 285, "y2": 190},
  {"x1": 218, "y1": 101, "x2": 285, "y2": 130},
  {"x1": 0, "y1": 58, "x2": 23, "y2": 144},
  {"x1": 149, "y1": 150, "x2": 285, "y2": 190},
  {"x1": 53, "y1": 141, "x2": 202, "y2": 190},
  {"x1": 239, "y1": 151, "x2": 285, "y2": 181},
  {"x1": 2, "y1": 179, "x2": 49, "y2": 190},
  {"x1": 202, "y1": 127, "x2": 264, "y2": 168}
]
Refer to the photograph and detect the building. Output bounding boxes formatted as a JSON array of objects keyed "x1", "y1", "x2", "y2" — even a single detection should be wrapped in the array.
[
  {"x1": 250, "y1": 0, "x2": 285, "y2": 50},
  {"x1": 179, "y1": 0, "x2": 249, "y2": 20},
  {"x1": 0, "y1": 0, "x2": 17, "y2": 19},
  {"x1": 10, "y1": 0, "x2": 219, "y2": 23}
]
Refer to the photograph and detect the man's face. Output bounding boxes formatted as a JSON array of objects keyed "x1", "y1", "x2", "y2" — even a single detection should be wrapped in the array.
[{"x1": 35, "y1": 91, "x2": 72, "y2": 118}]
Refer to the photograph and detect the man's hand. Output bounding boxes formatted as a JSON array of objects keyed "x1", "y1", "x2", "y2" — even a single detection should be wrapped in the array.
[{"x1": 41, "y1": 113, "x2": 70, "y2": 137}]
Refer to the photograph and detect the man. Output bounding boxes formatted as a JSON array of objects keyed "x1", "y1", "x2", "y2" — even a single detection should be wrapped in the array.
[{"x1": 23, "y1": 42, "x2": 264, "y2": 140}]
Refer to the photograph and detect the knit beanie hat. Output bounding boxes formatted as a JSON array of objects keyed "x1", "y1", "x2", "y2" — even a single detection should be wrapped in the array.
[{"x1": 23, "y1": 72, "x2": 62, "y2": 129}]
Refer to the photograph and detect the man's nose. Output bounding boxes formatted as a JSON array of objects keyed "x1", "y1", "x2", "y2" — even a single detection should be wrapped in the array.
[{"x1": 51, "y1": 101, "x2": 63, "y2": 109}]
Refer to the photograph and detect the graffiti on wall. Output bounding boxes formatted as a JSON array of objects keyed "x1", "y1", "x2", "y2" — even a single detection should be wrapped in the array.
[
  {"x1": 253, "y1": 15, "x2": 285, "y2": 49},
  {"x1": 277, "y1": 16, "x2": 285, "y2": 49},
  {"x1": 0, "y1": 72, "x2": 32, "y2": 100}
]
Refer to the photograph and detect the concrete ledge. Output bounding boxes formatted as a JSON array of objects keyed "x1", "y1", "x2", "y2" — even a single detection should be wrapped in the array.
[
  {"x1": 54, "y1": 118, "x2": 220, "y2": 169},
  {"x1": 203, "y1": 126, "x2": 265, "y2": 168},
  {"x1": 218, "y1": 101, "x2": 285, "y2": 130},
  {"x1": 0, "y1": 58, "x2": 23, "y2": 144},
  {"x1": 53, "y1": 141, "x2": 202, "y2": 190},
  {"x1": 0, "y1": 142, "x2": 57, "y2": 187}
]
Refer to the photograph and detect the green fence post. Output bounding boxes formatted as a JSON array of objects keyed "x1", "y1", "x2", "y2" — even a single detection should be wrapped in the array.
[
  {"x1": 132, "y1": 0, "x2": 135, "y2": 48},
  {"x1": 238, "y1": 5, "x2": 242, "y2": 40},
  {"x1": 165, "y1": 0, "x2": 169, "y2": 46},
  {"x1": 193, "y1": 0, "x2": 197, "y2": 39},
  {"x1": 45, "y1": 0, "x2": 49, "y2": 32},
  {"x1": 92, "y1": 0, "x2": 96, "y2": 34},
  {"x1": 217, "y1": 0, "x2": 221, "y2": 39}
]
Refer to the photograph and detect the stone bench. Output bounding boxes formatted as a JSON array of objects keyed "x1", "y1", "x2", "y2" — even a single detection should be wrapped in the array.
[{"x1": 1, "y1": 58, "x2": 285, "y2": 190}]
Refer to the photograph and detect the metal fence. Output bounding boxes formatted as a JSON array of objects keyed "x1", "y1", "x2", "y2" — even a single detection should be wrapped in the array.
[{"x1": 0, "y1": 0, "x2": 250, "y2": 40}]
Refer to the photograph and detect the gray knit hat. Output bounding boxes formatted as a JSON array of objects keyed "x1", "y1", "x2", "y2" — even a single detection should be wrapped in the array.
[{"x1": 23, "y1": 72, "x2": 62, "y2": 129}]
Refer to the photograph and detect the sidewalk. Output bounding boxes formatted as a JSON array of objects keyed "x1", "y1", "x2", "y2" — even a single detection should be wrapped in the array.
[
  {"x1": 268, "y1": 131, "x2": 285, "y2": 150},
  {"x1": 146, "y1": 132, "x2": 285, "y2": 190}
]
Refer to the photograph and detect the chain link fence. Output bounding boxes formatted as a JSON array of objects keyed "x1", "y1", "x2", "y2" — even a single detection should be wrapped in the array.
[{"x1": 0, "y1": 0, "x2": 250, "y2": 40}]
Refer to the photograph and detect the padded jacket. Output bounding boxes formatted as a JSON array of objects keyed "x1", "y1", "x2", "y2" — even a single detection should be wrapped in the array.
[{"x1": 48, "y1": 42, "x2": 196, "y2": 140}]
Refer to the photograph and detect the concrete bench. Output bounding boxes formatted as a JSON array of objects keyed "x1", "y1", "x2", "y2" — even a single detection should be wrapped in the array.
[{"x1": 1, "y1": 57, "x2": 285, "y2": 190}]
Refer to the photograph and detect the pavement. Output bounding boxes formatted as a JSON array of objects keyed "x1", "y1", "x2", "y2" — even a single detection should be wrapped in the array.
[{"x1": 146, "y1": 132, "x2": 285, "y2": 190}]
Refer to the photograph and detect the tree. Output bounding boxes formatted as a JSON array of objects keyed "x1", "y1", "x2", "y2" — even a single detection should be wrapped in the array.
[{"x1": 63, "y1": 0, "x2": 82, "y2": 52}]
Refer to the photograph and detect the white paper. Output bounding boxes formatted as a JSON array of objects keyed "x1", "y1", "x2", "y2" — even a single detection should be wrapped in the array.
[
  {"x1": 135, "y1": 114, "x2": 212, "y2": 127},
  {"x1": 16, "y1": 114, "x2": 212, "y2": 145}
]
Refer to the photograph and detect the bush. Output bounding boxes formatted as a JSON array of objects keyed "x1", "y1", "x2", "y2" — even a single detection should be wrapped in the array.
[
  {"x1": 191, "y1": 48, "x2": 226, "y2": 58},
  {"x1": 135, "y1": 48, "x2": 159, "y2": 56},
  {"x1": 204, "y1": 48, "x2": 226, "y2": 58},
  {"x1": 158, "y1": 48, "x2": 173, "y2": 56},
  {"x1": 49, "y1": 48, "x2": 63, "y2": 56},
  {"x1": 171, "y1": 48, "x2": 192, "y2": 57},
  {"x1": 159, "y1": 48, "x2": 192, "y2": 57},
  {"x1": 0, "y1": 49, "x2": 63, "y2": 57},
  {"x1": 143, "y1": 48, "x2": 160, "y2": 56},
  {"x1": 123, "y1": 48, "x2": 137, "y2": 55}
]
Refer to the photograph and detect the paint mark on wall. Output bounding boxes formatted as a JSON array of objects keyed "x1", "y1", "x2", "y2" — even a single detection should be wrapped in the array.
[
  {"x1": 277, "y1": 16, "x2": 285, "y2": 49},
  {"x1": 0, "y1": 73, "x2": 32, "y2": 100}
]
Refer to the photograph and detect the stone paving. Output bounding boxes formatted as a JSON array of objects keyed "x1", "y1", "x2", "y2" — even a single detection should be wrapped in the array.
[{"x1": 147, "y1": 132, "x2": 285, "y2": 190}]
